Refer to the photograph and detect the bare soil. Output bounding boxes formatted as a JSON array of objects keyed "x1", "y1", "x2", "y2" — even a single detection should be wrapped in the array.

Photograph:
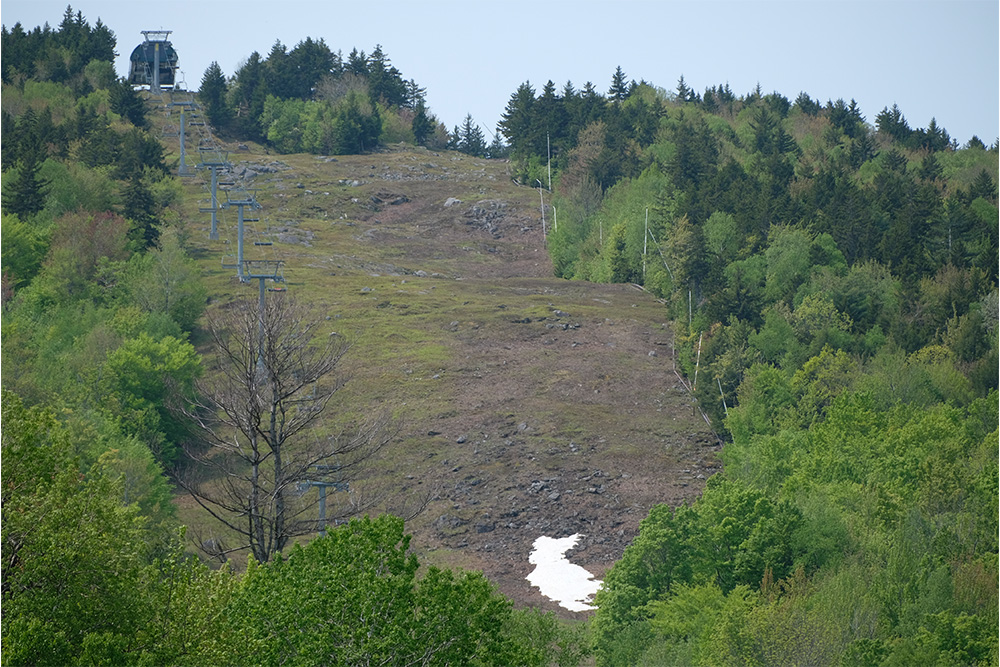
[{"x1": 174, "y1": 142, "x2": 719, "y2": 617}]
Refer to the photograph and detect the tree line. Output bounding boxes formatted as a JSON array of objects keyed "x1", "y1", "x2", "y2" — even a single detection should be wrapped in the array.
[
  {"x1": 197, "y1": 39, "x2": 511, "y2": 158},
  {"x1": 197, "y1": 40, "x2": 452, "y2": 154}
]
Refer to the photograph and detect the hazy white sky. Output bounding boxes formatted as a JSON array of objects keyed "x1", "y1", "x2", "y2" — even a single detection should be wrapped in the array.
[{"x1": 3, "y1": 0, "x2": 998, "y2": 145}]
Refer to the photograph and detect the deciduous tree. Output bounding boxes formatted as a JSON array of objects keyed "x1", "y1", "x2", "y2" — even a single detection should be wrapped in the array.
[{"x1": 180, "y1": 294, "x2": 395, "y2": 563}]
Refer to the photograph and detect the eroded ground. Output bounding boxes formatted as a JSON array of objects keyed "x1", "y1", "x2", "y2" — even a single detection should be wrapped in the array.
[{"x1": 176, "y1": 143, "x2": 719, "y2": 614}]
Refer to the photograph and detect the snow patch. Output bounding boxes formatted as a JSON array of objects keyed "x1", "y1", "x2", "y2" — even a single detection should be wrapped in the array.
[{"x1": 526, "y1": 534, "x2": 602, "y2": 612}]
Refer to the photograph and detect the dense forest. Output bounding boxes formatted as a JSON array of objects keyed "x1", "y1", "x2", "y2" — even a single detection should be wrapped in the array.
[
  {"x1": 493, "y1": 70, "x2": 998, "y2": 664},
  {"x1": 2, "y1": 6, "x2": 998, "y2": 667}
]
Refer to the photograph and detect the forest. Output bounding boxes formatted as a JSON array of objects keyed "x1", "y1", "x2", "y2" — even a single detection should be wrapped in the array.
[
  {"x1": 2, "y1": 6, "x2": 998, "y2": 666},
  {"x1": 496, "y1": 68, "x2": 998, "y2": 665}
]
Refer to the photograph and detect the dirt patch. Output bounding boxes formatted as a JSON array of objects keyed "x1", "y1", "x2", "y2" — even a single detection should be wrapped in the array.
[{"x1": 172, "y1": 144, "x2": 719, "y2": 616}]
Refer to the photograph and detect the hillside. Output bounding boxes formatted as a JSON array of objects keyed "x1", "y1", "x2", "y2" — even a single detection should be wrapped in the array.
[{"x1": 167, "y1": 130, "x2": 718, "y2": 611}]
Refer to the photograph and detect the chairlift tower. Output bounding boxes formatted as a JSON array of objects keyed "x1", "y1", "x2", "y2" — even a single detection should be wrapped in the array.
[
  {"x1": 244, "y1": 259, "x2": 285, "y2": 366},
  {"x1": 197, "y1": 152, "x2": 231, "y2": 239},
  {"x1": 221, "y1": 192, "x2": 261, "y2": 281},
  {"x1": 296, "y1": 465, "x2": 349, "y2": 537},
  {"x1": 169, "y1": 99, "x2": 197, "y2": 176}
]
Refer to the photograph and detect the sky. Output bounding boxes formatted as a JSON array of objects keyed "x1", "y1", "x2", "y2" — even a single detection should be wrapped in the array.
[{"x1": 3, "y1": 0, "x2": 998, "y2": 145}]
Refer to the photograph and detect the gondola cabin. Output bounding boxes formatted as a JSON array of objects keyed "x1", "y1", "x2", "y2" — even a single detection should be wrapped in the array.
[{"x1": 128, "y1": 30, "x2": 178, "y2": 89}]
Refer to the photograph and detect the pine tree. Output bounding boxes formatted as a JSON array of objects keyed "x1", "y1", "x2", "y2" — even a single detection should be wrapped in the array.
[
  {"x1": 794, "y1": 92, "x2": 820, "y2": 116},
  {"x1": 969, "y1": 169, "x2": 996, "y2": 204},
  {"x1": 264, "y1": 40, "x2": 294, "y2": 99},
  {"x1": 608, "y1": 66, "x2": 629, "y2": 103},
  {"x1": 498, "y1": 81, "x2": 535, "y2": 156},
  {"x1": 875, "y1": 104, "x2": 911, "y2": 143},
  {"x1": 122, "y1": 174, "x2": 159, "y2": 250},
  {"x1": 676, "y1": 75, "x2": 692, "y2": 102},
  {"x1": 199, "y1": 61, "x2": 231, "y2": 131},
  {"x1": 411, "y1": 100, "x2": 433, "y2": 146},
  {"x1": 230, "y1": 51, "x2": 267, "y2": 141},
  {"x1": 487, "y1": 133, "x2": 509, "y2": 159},
  {"x1": 456, "y1": 114, "x2": 486, "y2": 157},
  {"x1": 346, "y1": 48, "x2": 367, "y2": 77},
  {"x1": 2, "y1": 148, "x2": 49, "y2": 219},
  {"x1": 367, "y1": 44, "x2": 407, "y2": 107},
  {"x1": 405, "y1": 79, "x2": 426, "y2": 109}
]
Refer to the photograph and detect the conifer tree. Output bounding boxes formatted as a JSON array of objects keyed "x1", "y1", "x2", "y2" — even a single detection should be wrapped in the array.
[
  {"x1": 2, "y1": 149, "x2": 49, "y2": 220},
  {"x1": 676, "y1": 75, "x2": 692, "y2": 102},
  {"x1": 367, "y1": 44, "x2": 407, "y2": 107},
  {"x1": 455, "y1": 114, "x2": 487, "y2": 157},
  {"x1": 109, "y1": 77, "x2": 149, "y2": 128},
  {"x1": 487, "y1": 133, "x2": 509, "y2": 159},
  {"x1": 229, "y1": 51, "x2": 267, "y2": 141},
  {"x1": 608, "y1": 66, "x2": 629, "y2": 103},
  {"x1": 199, "y1": 61, "x2": 231, "y2": 132},
  {"x1": 411, "y1": 100, "x2": 433, "y2": 146},
  {"x1": 405, "y1": 79, "x2": 426, "y2": 109},
  {"x1": 122, "y1": 174, "x2": 159, "y2": 250}
]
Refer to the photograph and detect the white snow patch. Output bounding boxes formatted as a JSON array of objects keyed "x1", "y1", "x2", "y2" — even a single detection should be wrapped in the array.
[{"x1": 526, "y1": 534, "x2": 602, "y2": 612}]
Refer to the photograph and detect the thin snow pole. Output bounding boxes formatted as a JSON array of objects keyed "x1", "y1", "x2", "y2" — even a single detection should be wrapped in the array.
[
  {"x1": 718, "y1": 377, "x2": 729, "y2": 418},
  {"x1": 643, "y1": 208, "x2": 648, "y2": 281},
  {"x1": 693, "y1": 332, "x2": 703, "y2": 392}
]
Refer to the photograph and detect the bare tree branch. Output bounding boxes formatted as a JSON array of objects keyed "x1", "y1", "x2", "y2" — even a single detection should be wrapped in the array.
[{"x1": 178, "y1": 293, "x2": 398, "y2": 562}]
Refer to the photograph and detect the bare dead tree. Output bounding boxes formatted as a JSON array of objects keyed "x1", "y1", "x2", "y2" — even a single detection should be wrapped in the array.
[{"x1": 179, "y1": 293, "x2": 396, "y2": 563}]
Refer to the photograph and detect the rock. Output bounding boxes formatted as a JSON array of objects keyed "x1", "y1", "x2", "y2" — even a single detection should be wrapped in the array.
[
  {"x1": 548, "y1": 491, "x2": 561, "y2": 501},
  {"x1": 444, "y1": 197, "x2": 462, "y2": 207},
  {"x1": 434, "y1": 514, "x2": 468, "y2": 529},
  {"x1": 457, "y1": 435, "x2": 467, "y2": 444}
]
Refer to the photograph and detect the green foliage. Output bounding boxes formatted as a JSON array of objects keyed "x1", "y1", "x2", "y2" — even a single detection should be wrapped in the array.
[
  {"x1": 411, "y1": 99, "x2": 434, "y2": 145},
  {"x1": 29, "y1": 209, "x2": 131, "y2": 305},
  {"x1": 209, "y1": 515, "x2": 568, "y2": 666},
  {"x1": 0, "y1": 212, "x2": 49, "y2": 291},
  {"x1": 197, "y1": 40, "x2": 421, "y2": 153},
  {"x1": 117, "y1": 227, "x2": 207, "y2": 332},
  {"x1": 1, "y1": 390, "x2": 153, "y2": 664},
  {"x1": 260, "y1": 92, "x2": 382, "y2": 154},
  {"x1": 101, "y1": 332, "x2": 200, "y2": 465},
  {"x1": 598, "y1": 357, "x2": 998, "y2": 666},
  {"x1": 38, "y1": 158, "x2": 116, "y2": 219}
]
